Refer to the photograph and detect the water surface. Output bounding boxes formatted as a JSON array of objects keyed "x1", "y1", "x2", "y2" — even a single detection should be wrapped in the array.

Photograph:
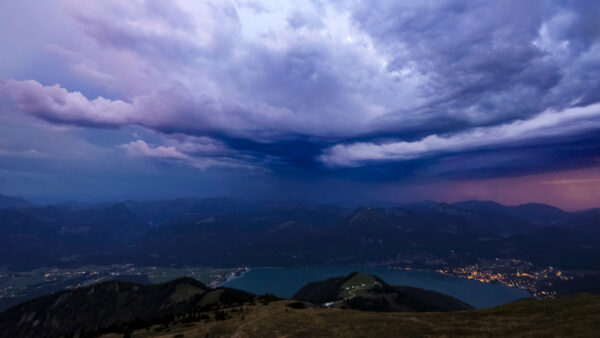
[{"x1": 223, "y1": 266, "x2": 530, "y2": 308}]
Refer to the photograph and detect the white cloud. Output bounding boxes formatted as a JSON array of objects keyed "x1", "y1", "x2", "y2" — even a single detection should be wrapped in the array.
[
  {"x1": 119, "y1": 136, "x2": 254, "y2": 170},
  {"x1": 120, "y1": 140, "x2": 188, "y2": 160},
  {"x1": 0, "y1": 148, "x2": 44, "y2": 158},
  {"x1": 320, "y1": 102, "x2": 600, "y2": 167},
  {"x1": 1, "y1": 0, "x2": 426, "y2": 141}
]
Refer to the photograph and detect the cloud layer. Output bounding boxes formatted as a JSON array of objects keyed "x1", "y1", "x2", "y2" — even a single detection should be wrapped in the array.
[
  {"x1": 119, "y1": 135, "x2": 253, "y2": 169},
  {"x1": 1, "y1": 0, "x2": 600, "y2": 183},
  {"x1": 320, "y1": 103, "x2": 600, "y2": 166}
]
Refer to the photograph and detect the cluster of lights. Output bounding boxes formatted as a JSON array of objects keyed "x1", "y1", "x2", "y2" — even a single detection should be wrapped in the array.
[{"x1": 397, "y1": 258, "x2": 575, "y2": 299}]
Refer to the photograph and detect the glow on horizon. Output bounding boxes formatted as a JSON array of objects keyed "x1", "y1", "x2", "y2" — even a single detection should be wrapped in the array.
[{"x1": 381, "y1": 166, "x2": 600, "y2": 211}]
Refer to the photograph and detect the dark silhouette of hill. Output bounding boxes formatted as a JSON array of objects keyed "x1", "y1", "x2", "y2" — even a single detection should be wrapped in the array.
[
  {"x1": 454, "y1": 200, "x2": 571, "y2": 226},
  {"x1": 1, "y1": 275, "x2": 598, "y2": 337},
  {"x1": 563, "y1": 208, "x2": 600, "y2": 235},
  {"x1": 292, "y1": 272, "x2": 472, "y2": 312},
  {"x1": 0, "y1": 195, "x2": 35, "y2": 209},
  {"x1": 0, "y1": 277, "x2": 254, "y2": 338}
]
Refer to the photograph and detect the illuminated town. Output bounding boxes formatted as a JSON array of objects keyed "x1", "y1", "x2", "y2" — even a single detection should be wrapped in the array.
[
  {"x1": 0, "y1": 264, "x2": 248, "y2": 309},
  {"x1": 392, "y1": 258, "x2": 577, "y2": 298}
]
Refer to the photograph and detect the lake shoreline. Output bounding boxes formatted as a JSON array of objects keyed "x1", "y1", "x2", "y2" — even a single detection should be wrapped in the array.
[
  {"x1": 222, "y1": 265, "x2": 531, "y2": 308},
  {"x1": 211, "y1": 267, "x2": 250, "y2": 288}
]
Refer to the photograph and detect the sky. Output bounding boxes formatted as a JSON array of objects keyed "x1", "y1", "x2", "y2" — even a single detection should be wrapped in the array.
[{"x1": 1, "y1": 0, "x2": 600, "y2": 210}]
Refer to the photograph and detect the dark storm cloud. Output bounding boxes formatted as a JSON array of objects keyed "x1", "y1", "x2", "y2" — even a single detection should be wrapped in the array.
[
  {"x1": 1, "y1": 0, "x2": 600, "y2": 181},
  {"x1": 321, "y1": 0, "x2": 600, "y2": 170},
  {"x1": 349, "y1": 0, "x2": 600, "y2": 126}
]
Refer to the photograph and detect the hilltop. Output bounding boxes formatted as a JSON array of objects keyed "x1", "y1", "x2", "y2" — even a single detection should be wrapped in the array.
[
  {"x1": 0, "y1": 277, "x2": 255, "y2": 338},
  {"x1": 292, "y1": 272, "x2": 473, "y2": 312}
]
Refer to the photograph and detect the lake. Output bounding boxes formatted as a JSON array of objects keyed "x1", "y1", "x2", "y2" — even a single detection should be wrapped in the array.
[{"x1": 223, "y1": 266, "x2": 531, "y2": 308}]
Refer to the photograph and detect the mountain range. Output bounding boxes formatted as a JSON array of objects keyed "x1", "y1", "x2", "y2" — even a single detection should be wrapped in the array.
[{"x1": 1, "y1": 195, "x2": 598, "y2": 272}]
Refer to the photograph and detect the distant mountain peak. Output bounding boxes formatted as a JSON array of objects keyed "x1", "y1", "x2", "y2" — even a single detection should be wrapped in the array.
[{"x1": 0, "y1": 195, "x2": 35, "y2": 209}]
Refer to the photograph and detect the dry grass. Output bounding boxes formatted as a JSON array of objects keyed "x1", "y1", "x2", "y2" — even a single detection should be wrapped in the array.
[{"x1": 101, "y1": 294, "x2": 600, "y2": 338}]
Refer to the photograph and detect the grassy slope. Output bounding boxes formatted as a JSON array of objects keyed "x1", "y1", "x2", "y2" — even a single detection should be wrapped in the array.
[
  {"x1": 102, "y1": 294, "x2": 600, "y2": 337},
  {"x1": 338, "y1": 273, "x2": 381, "y2": 299}
]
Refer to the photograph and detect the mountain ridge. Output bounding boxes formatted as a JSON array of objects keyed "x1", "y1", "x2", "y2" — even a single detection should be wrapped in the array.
[{"x1": 0, "y1": 195, "x2": 598, "y2": 271}]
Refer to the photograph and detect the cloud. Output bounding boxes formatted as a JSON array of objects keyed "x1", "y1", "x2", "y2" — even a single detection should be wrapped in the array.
[
  {"x1": 319, "y1": 102, "x2": 600, "y2": 167},
  {"x1": 1, "y1": 79, "x2": 298, "y2": 140},
  {"x1": 0, "y1": 148, "x2": 43, "y2": 158},
  {"x1": 2, "y1": 79, "x2": 134, "y2": 128},
  {"x1": 119, "y1": 136, "x2": 255, "y2": 170},
  {"x1": 287, "y1": 10, "x2": 325, "y2": 30},
  {"x1": 162, "y1": 135, "x2": 230, "y2": 156},
  {"x1": 1, "y1": 1, "x2": 423, "y2": 141},
  {"x1": 350, "y1": 0, "x2": 600, "y2": 131},
  {"x1": 1, "y1": 0, "x2": 600, "y2": 179},
  {"x1": 541, "y1": 178, "x2": 600, "y2": 185},
  {"x1": 120, "y1": 140, "x2": 188, "y2": 160}
]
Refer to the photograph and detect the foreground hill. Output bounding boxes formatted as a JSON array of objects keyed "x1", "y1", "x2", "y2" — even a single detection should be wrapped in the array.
[
  {"x1": 292, "y1": 272, "x2": 472, "y2": 312},
  {"x1": 97, "y1": 294, "x2": 600, "y2": 337},
  {"x1": 0, "y1": 277, "x2": 255, "y2": 338},
  {"x1": 1, "y1": 275, "x2": 599, "y2": 337},
  {"x1": 0, "y1": 274, "x2": 470, "y2": 337}
]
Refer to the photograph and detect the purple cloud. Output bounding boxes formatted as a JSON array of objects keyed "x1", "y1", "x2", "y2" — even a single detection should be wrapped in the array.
[
  {"x1": 120, "y1": 136, "x2": 255, "y2": 170},
  {"x1": 320, "y1": 102, "x2": 600, "y2": 167},
  {"x1": 1, "y1": 0, "x2": 599, "y2": 178},
  {"x1": 120, "y1": 140, "x2": 188, "y2": 160},
  {"x1": 2, "y1": 79, "x2": 134, "y2": 128}
]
